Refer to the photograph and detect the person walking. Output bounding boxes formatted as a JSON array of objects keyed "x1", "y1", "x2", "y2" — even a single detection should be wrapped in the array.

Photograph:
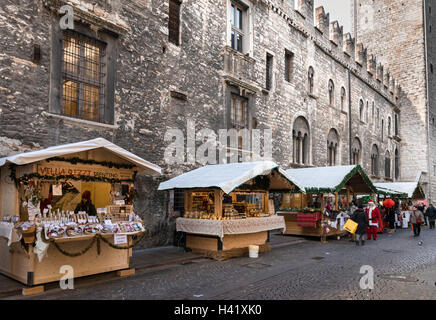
[
  {"x1": 351, "y1": 204, "x2": 369, "y2": 246},
  {"x1": 426, "y1": 204, "x2": 436, "y2": 230},
  {"x1": 410, "y1": 206, "x2": 425, "y2": 237},
  {"x1": 365, "y1": 200, "x2": 381, "y2": 240}
]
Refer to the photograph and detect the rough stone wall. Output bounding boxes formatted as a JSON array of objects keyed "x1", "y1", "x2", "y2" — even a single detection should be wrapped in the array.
[
  {"x1": 426, "y1": 1, "x2": 436, "y2": 203},
  {"x1": 352, "y1": 0, "x2": 430, "y2": 196},
  {"x1": 0, "y1": 0, "x2": 400, "y2": 247}
]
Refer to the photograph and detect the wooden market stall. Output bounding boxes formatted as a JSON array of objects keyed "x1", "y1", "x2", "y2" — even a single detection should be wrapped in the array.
[
  {"x1": 374, "y1": 181, "x2": 426, "y2": 229},
  {"x1": 278, "y1": 165, "x2": 378, "y2": 242},
  {"x1": 158, "y1": 161, "x2": 303, "y2": 259},
  {"x1": 0, "y1": 138, "x2": 161, "y2": 291}
]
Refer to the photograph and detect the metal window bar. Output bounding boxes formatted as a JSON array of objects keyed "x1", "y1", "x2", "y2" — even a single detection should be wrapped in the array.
[{"x1": 61, "y1": 30, "x2": 106, "y2": 123}]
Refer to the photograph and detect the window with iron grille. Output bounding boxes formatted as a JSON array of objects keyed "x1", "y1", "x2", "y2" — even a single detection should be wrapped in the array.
[
  {"x1": 284, "y1": 50, "x2": 293, "y2": 82},
  {"x1": 62, "y1": 30, "x2": 106, "y2": 123},
  {"x1": 169, "y1": 0, "x2": 182, "y2": 46}
]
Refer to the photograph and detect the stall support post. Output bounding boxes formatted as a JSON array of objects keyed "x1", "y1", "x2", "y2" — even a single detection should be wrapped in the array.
[
  {"x1": 265, "y1": 192, "x2": 270, "y2": 213},
  {"x1": 184, "y1": 191, "x2": 192, "y2": 214},
  {"x1": 346, "y1": 187, "x2": 351, "y2": 206},
  {"x1": 214, "y1": 190, "x2": 223, "y2": 218},
  {"x1": 335, "y1": 193, "x2": 339, "y2": 211},
  {"x1": 320, "y1": 194, "x2": 327, "y2": 243}
]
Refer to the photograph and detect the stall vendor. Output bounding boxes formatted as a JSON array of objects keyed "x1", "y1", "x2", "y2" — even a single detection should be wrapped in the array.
[
  {"x1": 40, "y1": 191, "x2": 53, "y2": 213},
  {"x1": 74, "y1": 190, "x2": 97, "y2": 216}
]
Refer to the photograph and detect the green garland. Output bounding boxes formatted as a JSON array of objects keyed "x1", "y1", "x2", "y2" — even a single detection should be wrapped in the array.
[
  {"x1": 46, "y1": 157, "x2": 136, "y2": 170},
  {"x1": 9, "y1": 167, "x2": 137, "y2": 186},
  {"x1": 41, "y1": 228, "x2": 147, "y2": 258}
]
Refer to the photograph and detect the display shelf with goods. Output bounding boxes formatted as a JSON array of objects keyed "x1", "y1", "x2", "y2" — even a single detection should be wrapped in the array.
[
  {"x1": 158, "y1": 161, "x2": 302, "y2": 259},
  {"x1": 278, "y1": 165, "x2": 378, "y2": 242},
  {"x1": 0, "y1": 138, "x2": 161, "y2": 288}
]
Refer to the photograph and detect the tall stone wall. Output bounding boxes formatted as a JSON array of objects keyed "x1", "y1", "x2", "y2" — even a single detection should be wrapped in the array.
[
  {"x1": 0, "y1": 0, "x2": 400, "y2": 247},
  {"x1": 352, "y1": 0, "x2": 430, "y2": 197}
]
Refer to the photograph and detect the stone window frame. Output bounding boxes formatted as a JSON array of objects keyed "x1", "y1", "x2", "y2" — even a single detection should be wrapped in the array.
[
  {"x1": 225, "y1": 84, "x2": 253, "y2": 161},
  {"x1": 385, "y1": 150, "x2": 391, "y2": 179},
  {"x1": 226, "y1": 0, "x2": 253, "y2": 56},
  {"x1": 359, "y1": 99, "x2": 364, "y2": 122},
  {"x1": 340, "y1": 87, "x2": 346, "y2": 111},
  {"x1": 327, "y1": 128, "x2": 339, "y2": 166},
  {"x1": 284, "y1": 49, "x2": 294, "y2": 83},
  {"x1": 168, "y1": 0, "x2": 183, "y2": 46},
  {"x1": 371, "y1": 144, "x2": 380, "y2": 177},
  {"x1": 352, "y1": 137, "x2": 362, "y2": 165},
  {"x1": 292, "y1": 116, "x2": 311, "y2": 165},
  {"x1": 307, "y1": 66, "x2": 315, "y2": 95},
  {"x1": 371, "y1": 102, "x2": 375, "y2": 126},
  {"x1": 49, "y1": 17, "x2": 117, "y2": 125},
  {"x1": 388, "y1": 116, "x2": 392, "y2": 137},
  {"x1": 394, "y1": 113, "x2": 399, "y2": 136},
  {"x1": 395, "y1": 148, "x2": 400, "y2": 180},
  {"x1": 328, "y1": 79, "x2": 335, "y2": 107}
]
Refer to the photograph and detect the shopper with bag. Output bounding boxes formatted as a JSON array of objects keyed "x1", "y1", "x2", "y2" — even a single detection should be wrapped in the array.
[
  {"x1": 351, "y1": 204, "x2": 369, "y2": 246},
  {"x1": 410, "y1": 206, "x2": 425, "y2": 237},
  {"x1": 365, "y1": 200, "x2": 381, "y2": 240}
]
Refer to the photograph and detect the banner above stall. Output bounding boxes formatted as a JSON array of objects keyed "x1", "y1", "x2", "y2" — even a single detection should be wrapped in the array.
[
  {"x1": 0, "y1": 138, "x2": 162, "y2": 176},
  {"x1": 285, "y1": 165, "x2": 377, "y2": 194},
  {"x1": 158, "y1": 161, "x2": 304, "y2": 194},
  {"x1": 374, "y1": 182, "x2": 425, "y2": 200}
]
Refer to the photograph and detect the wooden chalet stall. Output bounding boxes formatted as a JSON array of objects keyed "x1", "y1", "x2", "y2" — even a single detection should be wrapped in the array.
[
  {"x1": 278, "y1": 165, "x2": 377, "y2": 242},
  {"x1": 375, "y1": 181, "x2": 426, "y2": 229},
  {"x1": 158, "y1": 161, "x2": 302, "y2": 259},
  {"x1": 0, "y1": 138, "x2": 161, "y2": 290}
]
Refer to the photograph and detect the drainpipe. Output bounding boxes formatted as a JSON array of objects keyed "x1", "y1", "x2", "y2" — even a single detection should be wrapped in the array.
[{"x1": 348, "y1": 68, "x2": 353, "y2": 165}]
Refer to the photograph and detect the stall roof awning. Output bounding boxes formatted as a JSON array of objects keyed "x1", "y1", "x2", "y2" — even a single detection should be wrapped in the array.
[
  {"x1": 158, "y1": 161, "x2": 304, "y2": 194},
  {"x1": 0, "y1": 138, "x2": 162, "y2": 175},
  {"x1": 374, "y1": 182, "x2": 425, "y2": 199},
  {"x1": 285, "y1": 165, "x2": 377, "y2": 194}
]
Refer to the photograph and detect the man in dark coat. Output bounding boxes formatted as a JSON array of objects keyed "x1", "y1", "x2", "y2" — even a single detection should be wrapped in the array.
[
  {"x1": 425, "y1": 204, "x2": 436, "y2": 229},
  {"x1": 351, "y1": 204, "x2": 369, "y2": 246}
]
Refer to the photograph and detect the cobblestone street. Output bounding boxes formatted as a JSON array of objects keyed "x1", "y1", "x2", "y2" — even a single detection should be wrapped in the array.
[{"x1": 6, "y1": 227, "x2": 436, "y2": 300}]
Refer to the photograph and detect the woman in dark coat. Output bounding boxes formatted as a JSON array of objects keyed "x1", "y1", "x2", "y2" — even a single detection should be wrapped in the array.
[{"x1": 351, "y1": 204, "x2": 369, "y2": 246}]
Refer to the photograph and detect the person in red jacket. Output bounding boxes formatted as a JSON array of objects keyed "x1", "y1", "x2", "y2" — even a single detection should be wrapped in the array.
[{"x1": 365, "y1": 200, "x2": 381, "y2": 240}]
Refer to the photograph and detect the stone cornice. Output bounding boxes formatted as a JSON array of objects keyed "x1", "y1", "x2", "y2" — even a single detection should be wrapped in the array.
[{"x1": 42, "y1": 0, "x2": 129, "y2": 35}]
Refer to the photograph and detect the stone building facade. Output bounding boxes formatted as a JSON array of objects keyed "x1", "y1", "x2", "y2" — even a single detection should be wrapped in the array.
[
  {"x1": 0, "y1": 0, "x2": 402, "y2": 247},
  {"x1": 352, "y1": 0, "x2": 435, "y2": 201}
]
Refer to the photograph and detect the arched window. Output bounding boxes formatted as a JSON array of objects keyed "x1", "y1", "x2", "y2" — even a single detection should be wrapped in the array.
[
  {"x1": 352, "y1": 137, "x2": 362, "y2": 165},
  {"x1": 366, "y1": 101, "x2": 369, "y2": 122},
  {"x1": 328, "y1": 80, "x2": 335, "y2": 106},
  {"x1": 385, "y1": 151, "x2": 391, "y2": 178},
  {"x1": 377, "y1": 108, "x2": 380, "y2": 127},
  {"x1": 327, "y1": 129, "x2": 339, "y2": 166},
  {"x1": 308, "y1": 67, "x2": 314, "y2": 94},
  {"x1": 372, "y1": 102, "x2": 375, "y2": 125},
  {"x1": 293, "y1": 116, "x2": 310, "y2": 165},
  {"x1": 381, "y1": 119, "x2": 384, "y2": 142},
  {"x1": 395, "y1": 148, "x2": 400, "y2": 180},
  {"x1": 359, "y1": 100, "x2": 364, "y2": 122},
  {"x1": 340, "y1": 87, "x2": 346, "y2": 110},
  {"x1": 388, "y1": 117, "x2": 392, "y2": 136},
  {"x1": 371, "y1": 144, "x2": 379, "y2": 176},
  {"x1": 394, "y1": 114, "x2": 399, "y2": 136}
]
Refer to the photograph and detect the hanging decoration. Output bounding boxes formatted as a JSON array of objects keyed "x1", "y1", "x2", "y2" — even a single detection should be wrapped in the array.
[{"x1": 45, "y1": 157, "x2": 136, "y2": 169}]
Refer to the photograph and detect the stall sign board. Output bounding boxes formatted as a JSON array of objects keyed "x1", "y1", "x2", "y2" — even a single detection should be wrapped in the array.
[
  {"x1": 114, "y1": 234, "x2": 127, "y2": 245},
  {"x1": 36, "y1": 161, "x2": 134, "y2": 181}
]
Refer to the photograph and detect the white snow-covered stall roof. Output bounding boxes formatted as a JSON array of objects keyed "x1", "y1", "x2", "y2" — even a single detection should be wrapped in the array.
[
  {"x1": 285, "y1": 165, "x2": 376, "y2": 194},
  {"x1": 374, "y1": 182, "x2": 425, "y2": 199},
  {"x1": 0, "y1": 138, "x2": 162, "y2": 175},
  {"x1": 158, "y1": 161, "x2": 304, "y2": 194}
]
